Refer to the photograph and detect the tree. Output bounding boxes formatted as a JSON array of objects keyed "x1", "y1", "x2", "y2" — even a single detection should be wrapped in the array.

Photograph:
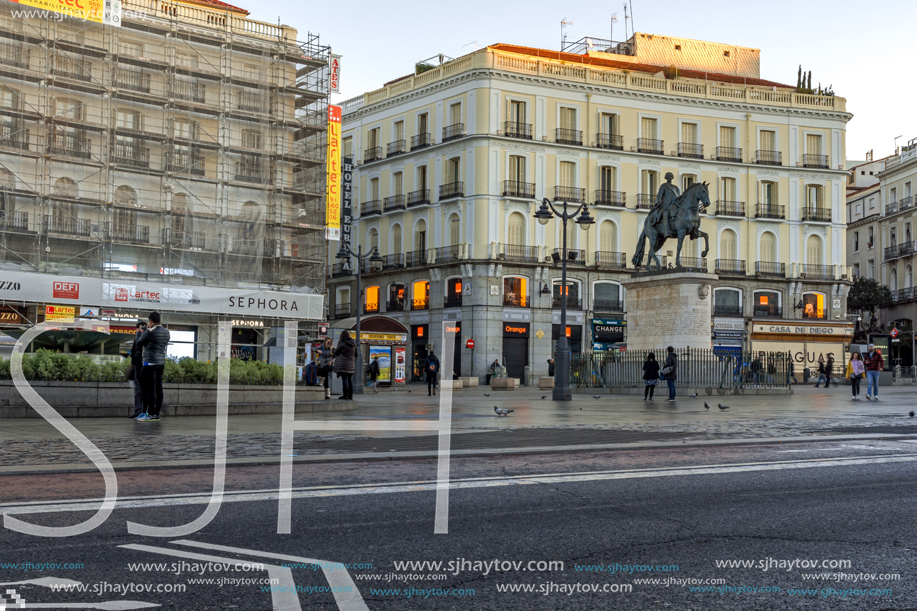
[{"x1": 847, "y1": 277, "x2": 893, "y2": 330}]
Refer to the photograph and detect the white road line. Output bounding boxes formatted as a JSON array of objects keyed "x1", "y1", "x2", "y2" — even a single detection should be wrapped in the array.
[{"x1": 3, "y1": 454, "x2": 916, "y2": 516}]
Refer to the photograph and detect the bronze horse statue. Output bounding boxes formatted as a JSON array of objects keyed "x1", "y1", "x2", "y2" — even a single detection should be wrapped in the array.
[{"x1": 632, "y1": 181, "x2": 711, "y2": 271}]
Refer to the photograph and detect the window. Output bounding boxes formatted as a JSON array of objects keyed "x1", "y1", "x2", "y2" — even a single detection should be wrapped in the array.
[
  {"x1": 681, "y1": 174, "x2": 696, "y2": 191},
  {"x1": 171, "y1": 193, "x2": 187, "y2": 233},
  {"x1": 365, "y1": 286, "x2": 380, "y2": 313},
  {"x1": 853, "y1": 231, "x2": 859, "y2": 252},
  {"x1": 593, "y1": 282, "x2": 622, "y2": 308},
  {"x1": 509, "y1": 100, "x2": 526, "y2": 123},
  {"x1": 868, "y1": 227, "x2": 874, "y2": 248},
  {"x1": 760, "y1": 181, "x2": 777, "y2": 205},
  {"x1": 0, "y1": 88, "x2": 19, "y2": 110},
  {"x1": 906, "y1": 265, "x2": 913, "y2": 289},
  {"x1": 114, "y1": 185, "x2": 137, "y2": 207},
  {"x1": 855, "y1": 203, "x2": 862, "y2": 216},
  {"x1": 720, "y1": 177, "x2": 737, "y2": 202},
  {"x1": 806, "y1": 133, "x2": 822, "y2": 155},
  {"x1": 720, "y1": 229, "x2": 737, "y2": 260},
  {"x1": 890, "y1": 227, "x2": 897, "y2": 246},
  {"x1": 0, "y1": 168, "x2": 15, "y2": 190},
  {"x1": 714, "y1": 288, "x2": 742, "y2": 315},
  {"x1": 802, "y1": 292, "x2": 825, "y2": 319},
  {"x1": 369, "y1": 228, "x2": 378, "y2": 252},
  {"x1": 806, "y1": 185, "x2": 823, "y2": 209},
  {"x1": 53, "y1": 177, "x2": 78, "y2": 198},
  {"x1": 599, "y1": 220, "x2": 617, "y2": 252},
  {"x1": 417, "y1": 165, "x2": 428, "y2": 190},
  {"x1": 393, "y1": 172, "x2": 403, "y2": 195},
  {"x1": 368, "y1": 127, "x2": 380, "y2": 149},
  {"x1": 55, "y1": 98, "x2": 82, "y2": 120},
  {"x1": 172, "y1": 119, "x2": 198, "y2": 139},
  {"x1": 560, "y1": 107, "x2": 576, "y2": 131},
  {"x1": 760, "y1": 129, "x2": 776, "y2": 151},
  {"x1": 641, "y1": 117, "x2": 657, "y2": 140},
  {"x1": 389, "y1": 283, "x2": 405, "y2": 308},
  {"x1": 753, "y1": 291, "x2": 781, "y2": 317},
  {"x1": 507, "y1": 212, "x2": 525, "y2": 246},
  {"x1": 641, "y1": 170, "x2": 658, "y2": 195},
  {"x1": 449, "y1": 214, "x2": 460, "y2": 246},
  {"x1": 369, "y1": 177, "x2": 379, "y2": 201},
  {"x1": 394, "y1": 120, "x2": 404, "y2": 142},
  {"x1": 681, "y1": 122, "x2": 698, "y2": 144},
  {"x1": 553, "y1": 279, "x2": 580, "y2": 299},
  {"x1": 242, "y1": 130, "x2": 261, "y2": 149},
  {"x1": 418, "y1": 112, "x2": 429, "y2": 135},
  {"x1": 446, "y1": 278, "x2": 462, "y2": 306},
  {"x1": 414, "y1": 220, "x2": 426, "y2": 251},
  {"x1": 720, "y1": 125, "x2": 736, "y2": 148},
  {"x1": 868, "y1": 259, "x2": 875, "y2": 279},
  {"x1": 449, "y1": 102, "x2": 462, "y2": 126},
  {"x1": 119, "y1": 41, "x2": 143, "y2": 56},
  {"x1": 869, "y1": 197, "x2": 875, "y2": 210},
  {"x1": 337, "y1": 287, "x2": 351, "y2": 308},
  {"x1": 559, "y1": 161, "x2": 575, "y2": 188},
  {"x1": 891, "y1": 268, "x2": 898, "y2": 292},
  {"x1": 343, "y1": 137, "x2": 353, "y2": 159},
  {"x1": 175, "y1": 52, "x2": 199, "y2": 69},
  {"x1": 806, "y1": 235, "x2": 823, "y2": 266},
  {"x1": 243, "y1": 63, "x2": 260, "y2": 80},
  {"x1": 503, "y1": 276, "x2": 528, "y2": 307},
  {"x1": 412, "y1": 280, "x2": 430, "y2": 309},
  {"x1": 392, "y1": 224, "x2": 402, "y2": 254},
  {"x1": 890, "y1": 187, "x2": 897, "y2": 204},
  {"x1": 600, "y1": 112, "x2": 618, "y2": 136},
  {"x1": 853, "y1": 263, "x2": 860, "y2": 278},
  {"x1": 167, "y1": 329, "x2": 196, "y2": 360},
  {"x1": 906, "y1": 222, "x2": 912, "y2": 243},
  {"x1": 600, "y1": 166, "x2": 616, "y2": 192},
  {"x1": 116, "y1": 109, "x2": 141, "y2": 130},
  {"x1": 760, "y1": 231, "x2": 776, "y2": 261},
  {"x1": 445, "y1": 157, "x2": 460, "y2": 184},
  {"x1": 509, "y1": 155, "x2": 526, "y2": 182}
]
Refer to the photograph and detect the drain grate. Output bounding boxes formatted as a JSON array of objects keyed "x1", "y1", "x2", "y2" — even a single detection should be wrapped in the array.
[{"x1": 807, "y1": 425, "x2": 917, "y2": 435}]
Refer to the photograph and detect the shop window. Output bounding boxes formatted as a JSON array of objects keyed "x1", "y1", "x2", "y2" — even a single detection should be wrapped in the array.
[
  {"x1": 365, "y1": 286, "x2": 380, "y2": 314},
  {"x1": 503, "y1": 276, "x2": 528, "y2": 307},
  {"x1": 713, "y1": 288, "x2": 742, "y2": 317},
  {"x1": 753, "y1": 291, "x2": 781, "y2": 318},
  {"x1": 802, "y1": 292, "x2": 826, "y2": 319}
]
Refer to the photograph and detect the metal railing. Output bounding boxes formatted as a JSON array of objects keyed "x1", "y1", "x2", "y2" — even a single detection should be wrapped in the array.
[
  {"x1": 52, "y1": 55, "x2": 91, "y2": 81},
  {"x1": 0, "y1": 125, "x2": 29, "y2": 151},
  {"x1": 364, "y1": 146, "x2": 382, "y2": 162},
  {"x1": 503, "y1": 180, "x2": 535, "y2": 198},
  {"x1": 803, "y1": 153, "x2": 829, "y2": 169},
  {"x1": 677, "y1": 142, "x2": 703, "y2": 158},
  {"x1": 884, "y1": 245, "x2": 900, "y2": 261},
  {"x1": 636, "y1": 194, "x2": 655, "y2": 209},
  {"x1": 637, "y1": 138, "x2": 664, "y2": 154},
  {"x1": 360, "y1": 200, "x2": 381, "y2": 216},
  {"x1": 594, "y1": 190, "x2": 625, "y2": 207},
  {"x1": 387, "y1": 298, "x2": 406, "y2": 312},
  {"x1": 713, "y1": 304, "x2": 743, "y2": 317},
  {"x1": 2, "y1": 211, "x2": 31, "y2": 232},
  {"x1": 439, "y1": 181, "x2": 464, "y2": 200},
  {"x1": 595, "y1": 251, "x2": 627, "y2": 270},
  {"x1": 330, "y1": 263, "x2": 351, "y2": 278},
  {"x1": 168, "y1": 150, "x2": 206, "y2": 176},
  {"x1": 714, "y1": 200, "x2": 745, "y2": 216},
  {"x1": 802, "y1": 310, "x2": 827, "y2": 320},
  {"x1": 596, "y1": 133, "x2": 623, "y2": 150},
  {"x1": 386, "y1": 140, "x2": 405, "y2": 156},
  {"x1": 505, "y1": 122, "x2": 532, "y2": 139},
  {"x1": 114, "y1": 70, "x2": 151, "y2": 92},
  {"x1": 173, "y1": 81, "x2": 206, "y2": 103},
  {"x1": 900, "y1": 195, "x2": 914, "y2": 211},
  {"x1": 556, "y1": 128, "x2": 583, "y2": 145},
  {"x1": 570, "y1": 349, "x2": 792, "y2": 390},
  {"x1": 715, "y1": 259, "x2": 746, "y2": 275},
  {"x1": 503, "y1": 293, "x2": 528, "y2": 308},
  {"x1": 407, "y1": 189, "x2": 430, "y2": 207},
  {"x1": 501, "y1": 244, "x2": 539, "y2": 263},
  {"x1": 755, "y1": 261, "x2": 786, "y2": 277},
  {"x1": 238, "y1": 91, "x2": 263, "y2": 112},
  {"x1": 800, "y1": 264, "x2": 833, "y2": 280},
  {"x1": 364, "y1": 303, "x2": 380, "y2": 314},
  {"x1": 753, "y1": 304, "x2": 783, "y2": 318},
  {"x1": 111, "y1": 223, "x2": 150, "y2": 244},
  {"x1": 554, "y1": 186, "x2": 585, "y2": 202},
  {"x1": 0, "y1": 42, "x2": 29, "y2": 69},
  {"x1": 45, "y1": 215, "x2": 91, "y2": 237},
  {"x1": 383, "y1": 195, "x2": 405, "y2": 211},
  {"x1": 436, "y1": 245, "x2": 460, "y2": 263},
  {"x1": 886, "y1": 202, "x2": 899, "y2": 215},
  {"x1": 756, "y1": 149, "x2": 782, "y2": 165},
  {"x1": 640, "y1": 254, "x2": 668, "y2": 268},
  {"x1": 593, "y1": 299, "x2": 624, "y2": 312},
  {"x1": 552, "y1": 295, "x2": 582, "y2": 310},
  {"x1": 171, "y1": 230, "x2": 206, "y2": 250},
  {"x1": 444, "y1": 295, "x2": 463, "y2": 308},
  {"x1": 405, "y1": 250, "x2": 427, "y2": 267},
  {"x1": 382, "y1": 254, "x2": 403, "y2": 270},
  {"x1": 411, "y1": 133, "x2": 431, "y2": 150},
  {"x1": 892, "y1": 287, "x2": 917, "y2": 303},
  {"x1": 801, "y1": 207, "x2": 831, "y2": 222},
  {"x1": 716, "y1": 146, "x2": 742, "y2": 162},
  {"x1": 235, "y1": 164, "x2": 269, "y2": 184},
  {"x1": 333, "y1": 304, "x2": 351, "y2": 318},
  {"x1": 412, "y1": 297, "x2": 430, "y2": 311},
  {"x1": 50, "y1": 133, "x2": 91, "y2": 159},
  {"x1": 755, "y1": 203, "x2": 785, "y2": 219},
  {"x1": 111, "y1": 143, "x2": 150, "y2": 168},
  {"x1": 552, "y1": 248, "x2": 585, "y2": 264},
  {"x1": 442, "y1": 123, "x2": 464, "y2": 142},
  {"x1": 676, "y1": 257, "x2": 707, "y2": 272}
]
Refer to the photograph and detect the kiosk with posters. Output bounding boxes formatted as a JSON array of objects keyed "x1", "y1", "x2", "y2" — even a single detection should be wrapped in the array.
[
  {"x1": 328, "y1": 316, "x2": 409, "y2": 391},
  {"x1": 750, "y1": 320, "x2": 854, "y2": 378}
]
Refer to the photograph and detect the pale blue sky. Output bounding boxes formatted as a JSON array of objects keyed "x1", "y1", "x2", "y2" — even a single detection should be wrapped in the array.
[{"x1": 249, "y1": 0, "x2": 914, "y2": 161}]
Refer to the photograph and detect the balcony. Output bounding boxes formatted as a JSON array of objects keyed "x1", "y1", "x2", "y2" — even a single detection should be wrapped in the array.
[
  {"x1": 756, "y1": 149, "x2": 782, "y2": 166},
  {"x1": 595, "y1": 251, "x2": 627, "y2": 270},
  {"x1": 677, "y1": 257, "x2": 707, "y2": 272},
  {"x1": 900, "y1": 195, "x2": 914, "y2": 211},
  {"x1": 677, "y1": 142, "x2": 704, "y2": 159},
  {"x1": 755, "y1": 261, "x2": 786, "y2": 278},
  {"x1": 364, "y1": 303, "x2": 380, "y2": 315},
  {"x1": 556, "y1": 128, "x2": 583, "y2": 145},
  {"x1": 407, "y1": 189, "x2": 430, "y2": 207},
  {"x1": 554, "y1": 186, "x2": 585, "y2": 203},
  {"x1": 636, "y1": 194, "x2": 655, "y2": 210},
  {"x1": 503, "y1": 180, "x2": 535, "y2": 199},
  {"x1": 716, "y1": 146, "x2": 743, "y2": 162},
  {"x1": 386, "y1": 140, "x2": 406, "y2": 157},
  {"x1": 436, "y1": 245, "x2": 460, "y2": 263},
  {"x1": 111, "y1": 144, "x2": 150, "y2": 168},
  {"x1": 501, "y1": 244, "x2": 539, "y2": 263},
  {"x1": 442, "y1": 123, "x2": 464, "y2": 142},
  {"x1": 114, "y1": 70, "x2": 151, "y2": 93},
  {"x1": 50, "y1": 134, "x2": 91, "y2": 160},
  {"x1": 755, "y1": 203, "x2": 785, "y2": 219},
  {"x1": 238, "y1": 91, "x2": 264, "y2": 112},
  {"x1": 330, "y1": 263, "x2": 352, "y2": 278},
  {"x1": 168, "y1": 150, "x2": 206, "y2": 176},
  {"x1": 640, "y1": 254, "x2": 668, "y2": 268},
  {"x1": 111, "y1": 223, "x2": 150, "y2": 244},
  {"x1": 382, "y1": 254, "x2": 403, "y2": 270},
  {"x1": 51, "y1": 55, "x2": 91, "y2": 81},
  {"x1": 364, "y1": 146, "x2": 382, "y2": 163},
  {"x1": 803, "y1": 153, "x2": 828, "y2": 169},
  {"x1": 411, "y1": 132, "x2": 431, "y2": 150},
  {"x1": 171, "y1": 230, "x2": 206, "y2": 250},
  {"x1": 383, "y1": 195, "x2": 405, "y2": 212},
  {"x1": 892, "y1": 287, "x2": 917, "y2": 304},
  {"x1": 0, "y1": 42, "x2": 29, "y2": 69},
  {"x1": 886, "y1": 202, "x2": 899, "y2": 215},
  {"x1": 713, "y1": 304, "x2": 743, "y2": 317},
  {"x1": 235, "y1": 164, "x2": 269, "y2": 184},
  {"x1": 503, "y1": 293, "x2": 528, "y2": 308},
  {"x1": 551, "y1": 248, "x2": 585, "y2": 265},
  {"x1": 883, "y1": 245, "x2": 899, "y2": 261},
  {"x1": 801, "y1": 207, "x2": 831, "y2": 223},
  {"x1": 552, "y1": 295, "x2": 582, "y2": 310},
  {"x1": 637, "y1": 138, "x2": 664, "y2": 154},
  {"x1": 0, "y1": 125, "x2": 29, "y2": 152},
  {"x1": 360, "y1": 199, "x2": 381, "y2": 217},
  {"x1": 753, "y1": 304, "x2": 783, "y2": 318},
  {"x1": 405, "y1": 249, "x2": 427, "y2": 268},
  {"x1": 800, "y1": 264, "x2": 833, "y2": 280},
  {"x1": 597, "y1": 133, "x2": 623, "y2": 150},
  {"x1": 412, "y1": 297, "x2": 430, "y2": 311},
  {"x1": 505, "y1": 122, "x2": 532, "y2": 140},
  {"x1": 802, "y1": 310, "x2": 827, "y2": 320},
  {"x1": 2, "y1": 211, "x2": 32, "y2": 232},
  {"x1": 387, "y1": 298, "x2": 406, "y2": 312},
  {"x1": 593, "y1": 299, "x2": 624, "y2": 313},
  {"x1": 715, "y1": 259, "x2": 746, "y2": 275},
  {"x1": 173, "y1": 81, "x2": 206, "y2": 103},
  {"x1": 714, "y1": 200, "x2": 746, "y2": 216},
  {"x1": 594, "y1": 190, "x2": 625, "y2": 208},
  {"x1": 444, "y1": 294, "x2": 463, "y2": 308},
  {"x1": 333, "y1": 304, "x2": 352, "y2": 318},
  {"x1": 439, "y1": 181, "x2": 464, "y2": 200},
  {"x1": 46, "y1": 215, "x2": 91, "y2": 237}
]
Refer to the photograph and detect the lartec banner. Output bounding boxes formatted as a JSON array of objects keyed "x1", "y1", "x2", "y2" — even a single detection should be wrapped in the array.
[
  {"x1": 10, "y1": 0, "x2": 122, "y2": 26},
  {"x1": 0, "y1": 271, "x2": 323, "y2": 320},
  {"x1": 325, "y1": 105, "x2": 342, "y2": 241}
]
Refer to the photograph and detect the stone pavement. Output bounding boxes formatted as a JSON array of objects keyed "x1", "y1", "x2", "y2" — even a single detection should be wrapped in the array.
[{"x1": 1, "y1": 383, "x2": 915, "y2": 472}]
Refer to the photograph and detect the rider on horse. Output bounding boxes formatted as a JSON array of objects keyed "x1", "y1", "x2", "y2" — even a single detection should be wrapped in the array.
[{"x1": 654, "y1": 172, "x2": 681, "y2": 237}]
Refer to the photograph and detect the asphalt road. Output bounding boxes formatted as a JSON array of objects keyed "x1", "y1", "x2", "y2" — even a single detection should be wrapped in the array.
[{"x1": 2, "y1": 441, "x2": 916, "y2": 610}]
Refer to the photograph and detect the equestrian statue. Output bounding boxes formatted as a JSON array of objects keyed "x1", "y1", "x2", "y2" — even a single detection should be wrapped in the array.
[{"x1": 632, "y1": 172, "x2": 711, "y2": 271}]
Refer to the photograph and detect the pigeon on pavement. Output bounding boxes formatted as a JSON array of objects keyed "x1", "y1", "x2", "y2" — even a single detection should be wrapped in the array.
[
  {"x1": 704, "y1": 402, "x2": 711, "y2": 410},
  {"x1": 689, "y1": 392, "x2": 698, "y2": 397},
  {"x1": 910, "y1": 411, "x2": 915, "y2": 418},
  {"x1": 484, "y1": 393, "x2": 490, "y2": 397},
  {"x1": 541, "y1": 395, "x2": 547, "y2": 399},
  {"x1": 494, "y1": 406, "x2": 514, "y2": 417},
  {"x1": 718, "y1": 403, "x2": 730, "y2": 410},
  {"x1": 593, "y1": 395, "x2": 601, "y2": 399}
]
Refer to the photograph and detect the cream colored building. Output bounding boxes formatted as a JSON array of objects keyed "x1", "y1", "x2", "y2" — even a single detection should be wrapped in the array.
[
  {"x1": 0, "y1": 0, "x2": 329, "y2": 359},
  {"x1": 332, "y1": 35, "x2": 852, "y2": 381}
]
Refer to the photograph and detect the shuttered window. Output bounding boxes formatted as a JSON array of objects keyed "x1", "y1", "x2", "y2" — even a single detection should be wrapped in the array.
[
  {"x1": 720, "y1": 229, "x2": 737, "y2": 260},
  {"x1": 681, "y1": 122, "x2": 697, "y2": 144},
  {"x1": 806, "y1": 134, "x2": 822, "y2": 155},
  {"x1": 601, "y1": 113, "x2": 618, "y2": 136},
  {"x1": 600, "y1": 166, "x2": 615, "y2": 191},
  {"x1": 641, "y1": 170, "x2": 657, "y2": 194},
  {"x1": 393, "y1": 172, "x2": 403, "y2": 195},
  {"x1": 450, "y1": 215, "x2": 460, "y2": 246},
  {"x1": 560, "y1": 107, "x2": 576, "y2": 131},
  {"x1": 720, "y1": 126, "x2": 736, "y2": 148},
  {"x1": 600, "y1": 221, "x2": 616, "y2": 252},
  {"x1": 760, "y1": 232, "x2": 776, "y2": 262},
  {"x1": 559, "y1": 161, "x2": 575, "y2": 187},
  {"x1": 720, "y1": 177, "x2": 736, "y2": 201},
  {"x1": 760, "y1": 130, "x2": 776, "y2": 151},
  {"x1": 508, "y1": 213, "x2": 525, "y2": 246},
  {"x1": 509, "y1": 156, "x2": 525, "y2": 182},
  {"x1": 806, "y1": 235, "x2": 822, "y2": 265},
  {"x1": 641, "y1": 117, "x2": 657, "y2": 140}
]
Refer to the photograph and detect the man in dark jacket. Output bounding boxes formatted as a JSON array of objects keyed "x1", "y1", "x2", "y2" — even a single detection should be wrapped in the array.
[
  {"x1": 864, "y1": 343, "x2": 885, "y2": 400},
  {"x1": 661, "y1": 346, "x2": 678, "y2": 401},
  {"x1": 134, "y1": 311, "x2": 170, "y2": 422},
  {"x1": 127, "y1": 321, "x2": 146, "y2": 418},
  {"x1": 425, "y1": 350, "x2": 440, "y2": 396}
]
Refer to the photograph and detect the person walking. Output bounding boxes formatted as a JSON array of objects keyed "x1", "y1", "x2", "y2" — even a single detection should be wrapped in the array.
[
  {"x1": 134, "y1": 312, "x2": 170, "y2": 422},
  {"x1": 846, "y1": 352, "x2": 866, "y2": 400},
  {"x1": 547, "y1": 358, "x2": 555, "y2": 377},
  {"x1": 367, "y1": 355, "x2": 380, "y2": 394},
  {"x1": 661, "y1": 346, "x2": 678, "y2": 401},
  {"x1": 814, "y1": 356, "x2": 827, "y2": 388},
  {"x1": 789, "y1": 360, "x2": 798, "y2": 385},
  {"x1": 425, "y1": 349, "x2": 441, "y2": 396},
  {"x1": 642, "y1": 352, "x2": 660, "y2": 401},
  {"x1": 864, "y1": 344, "x2": 885, "y2": 400},
  {"x1": 333, "y1": 331, "x2": 356, "y2": 400},
  {"x1": 825, "y1": 355, "x2": 836, "y2": 388},
  {"x1": 318, "y1": 337, "x2": 334, "y2": 400},
  {"x1": 127, "y1": 321, "x2": 146, "y2": 418}
]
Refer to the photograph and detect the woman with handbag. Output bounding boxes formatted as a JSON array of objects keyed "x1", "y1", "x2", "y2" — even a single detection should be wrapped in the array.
[
  {"x1": 642, "y1": 352, "x2": 660, "y2": 401},
  {"x1": 318, "y1": 337, "x2": 334, "y2": 400},
  {"x1": 333, "y1": 331, "x2": 356, "y2": 401},
  {"x1": 846, "y1": 352, "x2": 865, "y2": 400}
]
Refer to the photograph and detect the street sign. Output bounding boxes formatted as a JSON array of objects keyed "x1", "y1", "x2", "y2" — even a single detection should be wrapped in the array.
[
  {"x1": 890, "y1": 328, "x2": 900, "y2": 339},
  {"x1": 466, "y1": 338, "x2": 475, "y2": 349}
]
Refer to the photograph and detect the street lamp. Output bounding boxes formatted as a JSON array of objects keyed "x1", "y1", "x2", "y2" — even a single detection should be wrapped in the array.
[
  {"x1": 534, "y1": 197, "x2": 594, "y2": 400},
  {"x1": 335, "y1": 243, "x2": 382, "y2": 394}
]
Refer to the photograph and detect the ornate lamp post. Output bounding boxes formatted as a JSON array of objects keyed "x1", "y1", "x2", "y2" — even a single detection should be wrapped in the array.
[
  {"x1": 335, "y1": 244, "x2": 382, "y2": 394},
  {"x1": 534, "y1": 197, "x2": 594, "y2": 400}
]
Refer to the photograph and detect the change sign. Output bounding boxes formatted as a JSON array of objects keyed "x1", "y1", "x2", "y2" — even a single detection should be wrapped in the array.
[{"x1": 592, "y1": 318, "x2": 625, "y2": 344}]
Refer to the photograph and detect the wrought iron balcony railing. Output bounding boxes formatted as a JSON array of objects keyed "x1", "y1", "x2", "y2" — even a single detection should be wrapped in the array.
[
  {"x1": 412, "y1": 297, "x2": 430, "y2": 311},
  {"x1": 238, "y1": 91, "x2": 264, "y2": 112},
  {"x1": 386, "y1": 140, "x2": 405, "y2": 157},
  {"x1": 636, "y1": 194, "x2": 655, "y2": 210},
  {"x1": 442, "y1": 123, "x2": 464, "y2": 142},
  {"x1": 595, "y1": 251, "x2": 627, "y2": 270},
  {"x1": 46, "y1": 215, "x2": 91, "y2": 237},
  {"x1": 753, "y1": 304, "x2": 783, "y2": 318},
  {"x1": 111, "y1": 144, "x2": 150, "y2": 168},
  {"x1": 716, "y1": 146, "x2": 743, "y2": 162},
  {"x1": 360, "y1": 199, "x2": 381, "y2": 216},
  {"x1": 333, "y1": 304, "x2": 351, "y2": 318},
  {"x1": 594, "y1": 190, "x2": 625, "y2": 207},
  {"x1": 52, "y1": 55, "x2": 91, "y2": 81},
  {"x1": 167, "y1": 150, "x2": 206, "y2": 176},
  {"x1": 411, "y1": 132, "x2": 431, "y2": 150},
  {"x1": 444, "y1": 294, "x2": 463, "y2": 308},
  {"x1": 382, "y1": 254, "x2": 403, "y2": 270},
  {"x1": 801, "y1": 207, "x2": 831, "y2": 222},
  {"x1": 50, "y1": 133, "x2": 91, "y2": 159},
  {"x1": 552, "y1": 295, "x2": 582, "y2": 310},
  {"x1": 383, "y1": 194, "x2": 405, "y2": 211},
  {"x1": 596, "y1": 133, "x2": 623, "y2": 150},
  {"x1": 0, "y1": 125, "x2": 29, "y2": 151},
  {"x1": 500, "y1": 244, "x2": 539, "y2": 263},
  {"x1": 405, "y1": 250, "x2": 427, "y2": 267},
  {"x1": 387, "y1": 298, "x2": 405, "y2": 312},
  {"x1": 111, "y1": 223, "x2": 150, "y2": 244},
  {"x1": 0, "y1": 42, "x2": 29, "y2": 69},
  {"x1": 439, "y1": 181, "x2": 464, "y2": 200},
  {"x1": 677, "y1": 142, "x2": 704, "y2": 159},
  {"x1": 553, "y1": 186, "x2": 585, "y2": 203},
  {"x1": 364, "y1": 146, "x2": 382, "y2": 162},
  {"x1": 505, "y1": 122, "x2": 532, "y2": 139},
  {"x1": 677, "y1": 257, "x2": 707, "y2": 272},
  {"x1": 713, "y1": 304, "x2": 743, "y2": 317},
  {"x1": 114, "y1": 70, "x2": 151, "y2": 93},
  {"x1": 800, "y1": 264, "x2": 833, "y2": 280},
  {"x1": 714, "y1": 200, "x2": 746, "y2": 216},
  {"x1": 803, "y1": 153, "x2": 828, "y2": 169},
  {"x1": 755, "y1": 203, "x2": 785, "y2": 219},
  {"x1": 756, "y1": 149, "x2": 782, "y2": 165},
  {"x1": 637, "y1": 138, "x2": 664, "y2": 154},
  {"x1": 755, "y1": 261, "x2": 786, "y2": 277},
  {"x1": 407, "y1": 189, "x2": 430, "y2": 207},
  {"x1": 556, "y1": 128, "x2": 583, "y2": 145},
  {"x1": 715, "y1": 259, "x2": 746, "y2": 275},
  {"x1": 593, "y1": 299, "x2": 624, "y2": 312},
  {"x1": 173, "y1": 81, "x2": 206, "y2": 103},
  {"x1": 436, "y1": 245, "x2": 460, "y2": 263},
  {"x1": 503, "y1": 180, "x2": 535, "y2": 199}
]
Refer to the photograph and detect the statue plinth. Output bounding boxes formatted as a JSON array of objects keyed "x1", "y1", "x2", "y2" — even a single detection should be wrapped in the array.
[{"x1": 623, "y1": 270, "x2": 717, "y2": 352}]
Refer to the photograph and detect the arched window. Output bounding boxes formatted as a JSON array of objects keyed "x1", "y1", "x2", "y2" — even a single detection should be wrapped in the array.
[
  {"x1": 593, "y1": 281, "x2": 623, "y2": 312},
  {"x1": 503, "y1": 276, "x2": 528, "y2": 307},
  {"x1": 760, "y1": 231, "x2": 776, "y2": 262},
  {"x1": 720, "y1": 228, "x2": 737, "y2": 260},
  {"x1": 414, "y1": 219, "x2": 426, "y2": 251},
  {"x1": 449, "y1": 213, "x2": 460, "y2": 246},
  {"x1": 388, "y1": 282, "x2": 405, "y2": 311},
  {"x1": 392, "y1": 224, "x2": 402, "y2": 254},
  {"x1": 114, "y1": 185, "x2": 136, "y2": 206},
  {"x1": 802, "y1": 292, "x2": 826, "y2": 319},
  {"x1": 507, "y1": 212, "x2": 525, "y2": 246},
  {"x1": 552, "y1": 278, "x2": 581, "y2": 308},
  {"x1": 412, "y1": 280, "x2": 430, "y2": 310},
  {"x1": 599, "y1": 220, "x2": 617, "y2": 252},
  {"x1": 806, "y1": 235, "x2": 823, "y2": 266},
  {"x1": 713, "y1": 287, "x2": 742, "y2": 317},
  {"x1": 53, "y1": 177, "x2": 78, "y2": 198},
  {"x1": 891, "y1": 268, "x2": 898, "y2": 293},
  {"x1": 364, "y1": 285, "x2": 380, "y2": 313},
  {"x1": 753, "y1": 290, "x2": 781, "y2": 318},
  {"x1": 445, "y1": 277, "x2": 463, "y2": 308}
]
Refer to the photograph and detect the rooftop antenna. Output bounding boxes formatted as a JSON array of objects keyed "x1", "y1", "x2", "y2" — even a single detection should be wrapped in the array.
[
  {"x1": 610, "y1": 12, "x2": 618, "y2": 45},
  {"x1": 561, "y1": 17, "x2": 573, "y2": 51},
  {"x1": 628, "y1": 0, "x2": 634, "y2": 36},
  {"x1": 623, "y1": 4, "x2": 629, "y2": 40},
  {"x1": 895, "y1": 135, "x2": 903, "y2": 154}
]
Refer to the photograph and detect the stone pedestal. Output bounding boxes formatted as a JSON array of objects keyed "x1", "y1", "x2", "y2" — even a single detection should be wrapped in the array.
[{"x1": 623, "y1": 271, "x2": 717, "y2": 352}]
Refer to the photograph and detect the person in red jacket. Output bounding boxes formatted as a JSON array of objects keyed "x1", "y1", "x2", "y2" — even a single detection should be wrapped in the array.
[{"x1": 864, "y1": 343, "x2": 885, "y2": 401}]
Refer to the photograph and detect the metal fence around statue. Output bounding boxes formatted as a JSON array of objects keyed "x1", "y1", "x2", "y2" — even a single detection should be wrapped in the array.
[{"x1": 570, "y1": 349, "x2": 792, "y2": 390}]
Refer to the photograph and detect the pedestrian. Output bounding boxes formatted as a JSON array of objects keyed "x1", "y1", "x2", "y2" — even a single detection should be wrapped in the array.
[
  {"x1": 826, "y1": 354, "x2": 836, "y2": 388},
  {"x1": 789, "y1": 360, "x2": 798, "y2": 385},
  {"x1": 660, "y1": 346, "x2": 678, "y2": 401},
  {"x1": 846, "y1": 352, "x2": 865, "y2": 400},
  {"x1": 750, "y1": 356, "x2": 763, "y2": 387},
  {"x1": 367, "y1": 355, "x2": 380, "y2": 394},
  {"x1": 490, "y1": 359, "x2": 502, "y2": 378},
  {"x1": 814, "y1": 356, "x2": 827, "y2": 387},
  {"x1": 766, "y1": 358, "x2": 777, "y2": 386},
  {"x1": 333, "y1": 331, "x2": 356, "y2": 400},
  {"x1": 127, "y1": 321, "x2": 146, "y2": 418},
  {"x1": 547, "y1": 358, "x2": 555, "y2": 377},
  {"x1": 134, "y1": 311, "x2": 170, "y2": 422},
  {"x1": 318, "y1": 337, "x2": 334, "y2": 400},
  {"x1": 864, "y1": 344, "x2": 885, "y2": 400},
  {"x1": 425, "y1": 349, "x2": 441, "y2": 396},
  {"x1": 642, "y1": 352, "x2": 660, "y2": 401}
]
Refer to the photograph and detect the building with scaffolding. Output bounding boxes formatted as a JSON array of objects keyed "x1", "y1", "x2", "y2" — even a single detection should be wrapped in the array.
[{"x1": 0, "y1": 0, "x2": 329, "y2": 360}]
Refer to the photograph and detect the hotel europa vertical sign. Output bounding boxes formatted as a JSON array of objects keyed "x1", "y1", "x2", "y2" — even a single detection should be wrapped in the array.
[
  {"x1": 325, "y1": 105, "x2": 343, "y2": 241},
  {"x1": 341, "y1": 155, "x2": 354, "y2": 257}
]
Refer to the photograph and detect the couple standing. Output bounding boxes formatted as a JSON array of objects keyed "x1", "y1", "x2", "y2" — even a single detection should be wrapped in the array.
[
  {"x1": 642, "y1": 347, "x2": 678, "y2": 401},
  {"x1": 129, "y1": 311, "x2": 171, "y2": 422}
]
